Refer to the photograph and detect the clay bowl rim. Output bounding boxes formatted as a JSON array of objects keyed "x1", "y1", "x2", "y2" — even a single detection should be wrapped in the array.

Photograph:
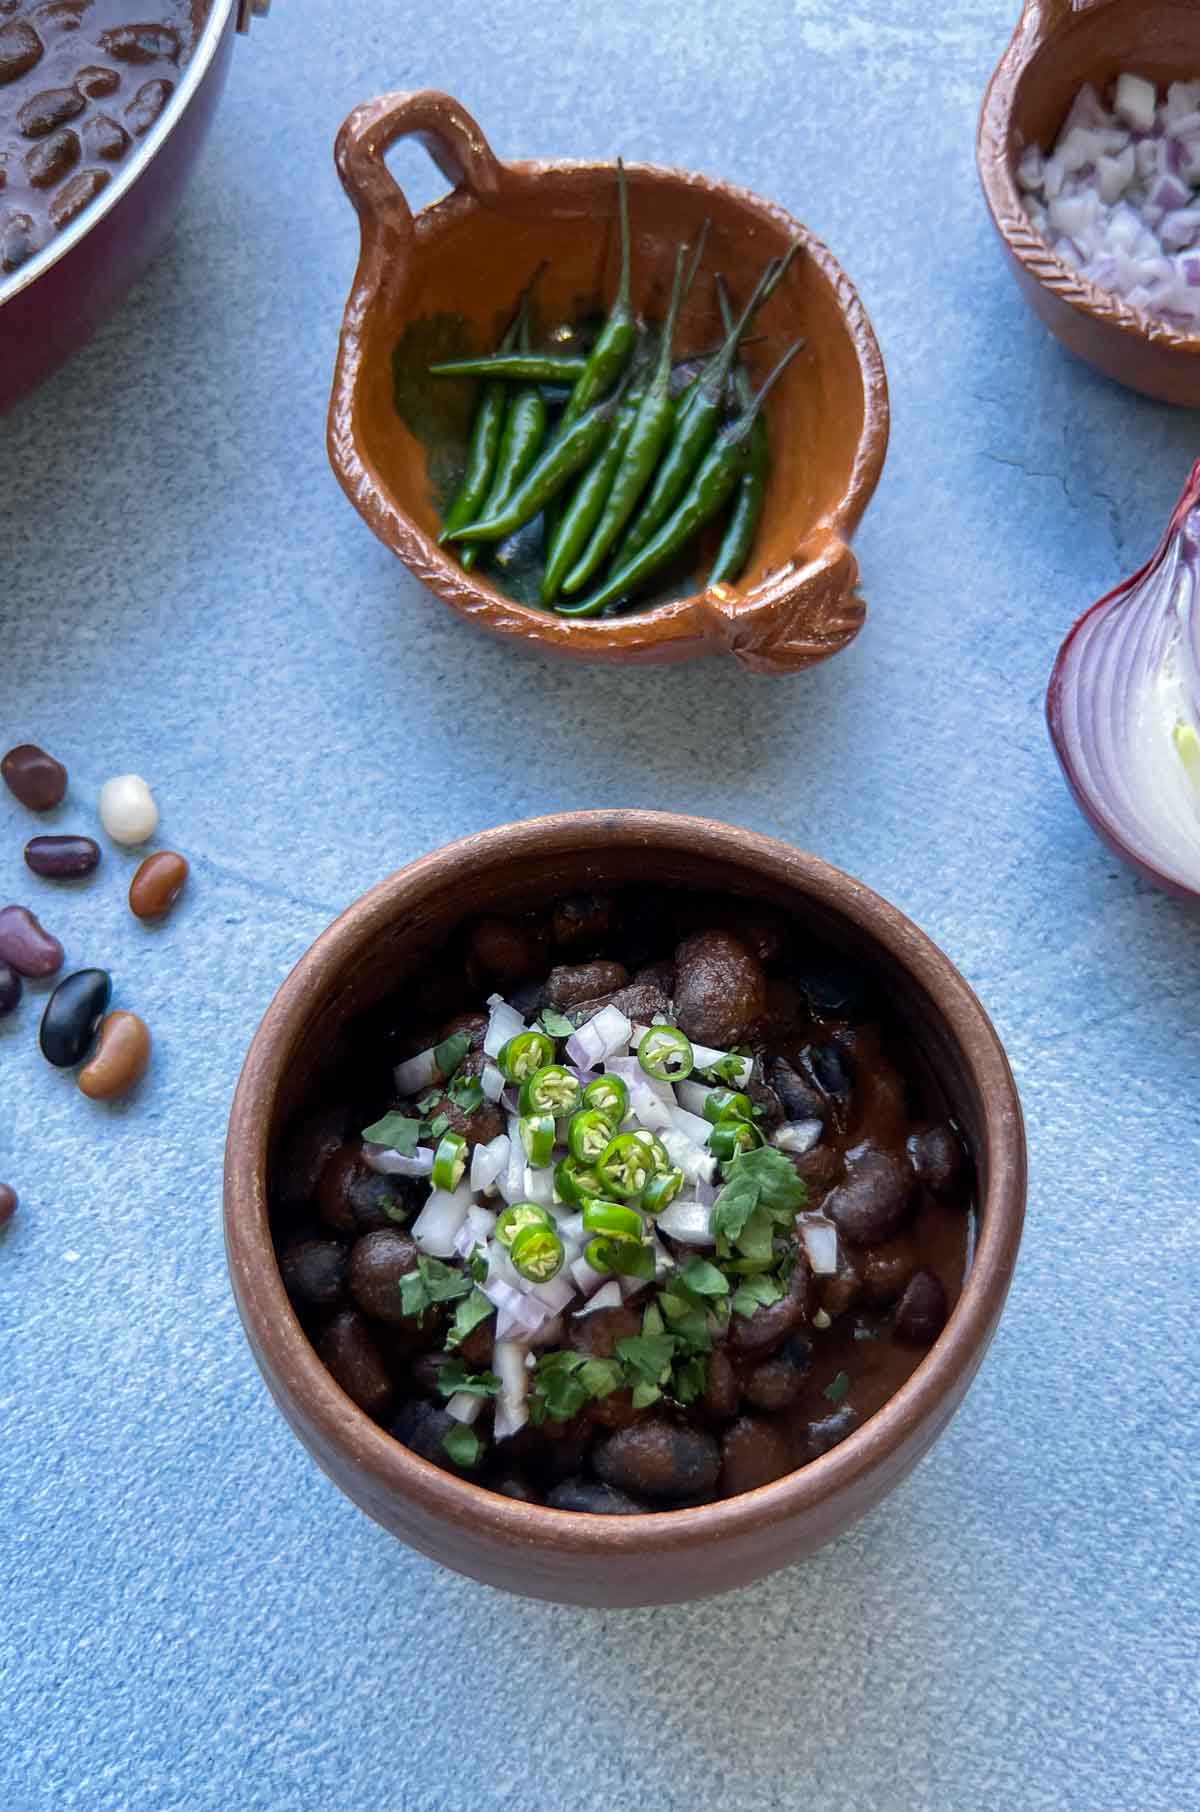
[
  {"x1": 224, "y1": 811, "x2": 1025, "y2": 1558},
  {"x1": 328, "y1": 106, "x2": 891, "y2": 664},
  {"x1": 0, "y1": 0, "x2": 237, "y2": 312},
  {"x1": 977, "y1": 0, "x2": 1200, "y2": 359}
]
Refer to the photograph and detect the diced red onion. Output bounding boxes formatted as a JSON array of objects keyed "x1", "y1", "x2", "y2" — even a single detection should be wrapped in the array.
[
  {"x1": 392, "y1": 1045, "x2": 438, "y2": 1094},
  {"x1": 529, "y1": 1273, "x2": 576, "y2": 1314},
  {"x1": 570, "y1": 1253, "x2": 610, "y2": 1295},
  {"x1": 412, "y1": 1185, "x2": 472, "y2": 1257},
  {"x1": 694, "y1": 1174, "x2": 717, "y2": 1208},
  {"x1": 501, "y1": 1085, "x2": 521, "y2": 1116},
  {"x1": 493, "y1": 1340, "x2": 529, "y2": 1439},
  {"x1": 670, "y1": 1105, "x2": 713, "y2": 1145},
  {"x1": 484, "y1": 995, "x2": 525, "y2": 1059},
  {"x1": 480, "y1": 1063, "x2": 505, "y2": 1103},
  {"x1": 499, "y1": 1119, "x2": 526, "y2": 1203},
  {"x1": 655, "y1": 1198, "x2": 715, "y2": 1245},
  {"x1": 674, "y1": 1079, "x2": 715, "y2": 1116},
  {"x1": 566, "y1": 1002, "x2": 632, "y2": 1069},
  {"x1": 446, "y1": 1391, "x2": 484, "y2": 1426},
  {"x1": 1047, "y1": 461, "x2": 1200, "y2": 902},
  {"x1": 522, "y1": 1164, "x2": 556, "y2": 1207},
  {"x1": 574, "y1": 1280, "x2": 624, "y2": 1316},
  {"x1": 470, "y1": 1134, "x2": 509, "y2": 1195},
  {"x1": 558, "y1": 1213, "x2": 586, "y2": 1241},
  {"x1": 363, "y1": 1141, "x2": 434, "y2": 1178},
  {"x1": 568, "y1": 1064, "x2": 599, "y2": 1088},
  {"x1": 772, "y1": 1118, "x2": 823, "y2": 1155},
  {"x1": 660, "y1": 1126, "x2": 715, "y2": 1185},
  {"x1": 801, "y1": 1216, "x2": 839, "y2": 1275},
  {"x1": 1115, "y1": 72, "x2": 1157, "y2": 135},
  {"x1": 483, "y1": 1276, "x2": 547, "y2": 1330}
]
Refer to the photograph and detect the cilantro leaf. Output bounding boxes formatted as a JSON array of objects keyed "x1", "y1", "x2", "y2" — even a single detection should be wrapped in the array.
[
  {"x1": 436, "y1": 1358, "x2": 501, "y2": 1399},
  {"x1": 467, "y1": 1245, "x2": 489, "y2": 1283},
  {"x1": 427, "y1": 1113, "x2": 450, "y2": 1140},
  {"x1": 361, "y1": 1112, "x2": 422, "y2": 1154},
  {"x1": 823, "y1": 1370, "x2": 851, "y2": 1403},
  {"x1": 531, "y1": 1350, "x2": 592, "y2": 1421},
  {"x1": 702, "y1": 1055, "x2": 746, "y2": 1085},
  {"x1": 615, "y1": 1331, "x2": 677, "y2": 1382},
  {"x1": 605, "y1": 1239, "x2": 656, "y2": 1281},
  {"x1": 711, "y1": 1146, "x2": 808, "y2": 1257},
  {"x1": 399, "y1": 1254, "x2": 473, "y2": 1317},
  {"x1": 731, "y1": 1272, "x2": 785, "y2": 1319},
  {"x1": 578, "y1": 1357, "x2": 624, "y2": 1400},
  {"x1": 734, "y1": 1206, "x2": 776, "y2": 1264},
  {"x1": 415, "y1": 1089, "x2": 443, "y2": 1115},
  {"x1": 538, "y1": 1008, "x2": 576, "y2": 1038},
  {"x1": 447, "y1": 1073, "x2": 484, "y2": 1114},
  {"x1": 710, "y1": 1173, "x2": 760, "y2": 1246},
  {"x1": 642, "y1": 1300, "x2": 665, "y2": 1336},
  {"x1": 631, "y1": 1381, "x2": 662, "y2": 1409},
  {"x1": 381, "y1": 1196, "x2": 410, "y2": 1225},
  {"x1": 445, "y1": 1287, "x2": 494, "y2": 1349},
  {"x1": 658, "y1": 1289, "x2": 713, "y2": 1350},
  {"x1": 441, "y1": 1424, "x2": 483, "y2": 1468},
  {"x1": 672, "y1": 1354, "x2": 708, "y2": 1405},
  {"x1": 738, "y1": 1145, "x2": 809, "y2": 1216},
  {"x1": 434, "y1": 1031, "x2": 472, "y2": 1079},
  {"x1": 678, "y1": 1257, "x2": 729, "y2": 1297}
]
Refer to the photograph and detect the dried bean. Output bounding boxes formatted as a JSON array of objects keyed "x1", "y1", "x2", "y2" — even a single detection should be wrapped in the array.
[
  {"x1": 702, "y1": 1346, "x2": 740, "y2": 1419},
  {"x1": 0, "y1": 209, "x2": 38, "y2": 271},
  {"x1": 318, "y1": 1310, "x2": 393, "y2": 1416},
  {"x1": 98, "y1": 772, "x2": 157, "y2": 845},
  {"x1": 894, "y1": 1270, "x2": 948, "y2": 1344},
  {"x1": 468, "y1": 915, "x2": 545, "y2": 981},
  {"x1": 17, "y1": 84, "x2": 84, "y2": 136},
  {"x1": 0, "y1": 1183, "x2": 15, "y2": 1226},
  {"x1": 907, "y1": 1122, "x2": 968, "y2": 1202},
  {"x1": 673, "y1": 929, "x2": 766, "y2": 1047},
  {"x1": 2, "y1": 742, "x2": 67, "y2": 809},
  {"x1": 805, "y1": 1402, "x2": 860, "y2": 1457},
  {"x1": 39, "y1": 967, "x2": 109, "y2": 1066},
  {"x1": 567, "y1": 1302, "x2": 639, "y2": 1359},
  {"x1": 593, "y1": 1419, "x2": 721, "y2": 1504},
  {"x1": 347, "y1": 1228, "x2": 420, "y2": 1324},
  {"x1": 279, "y1": 1239, "x2": 347, "y2": 1312},
  {"x1": 128, "y1": 850, "x2": 187, "y2": 919},
  {"x1": 24, "y1": 834, "x2": 99, "y2": 879},
  {"x1": 546, "y1": 1479, "x2": 648, "y2": 1514},
  {"x1": 123, "y1": 76, "x2": 171, "y2": 136},
  {"x1": 744, "y1": 1336, "x2": 812, "y2": 1412},
  {"x1": 76, "y1": 64, "x2": 119, "y2": 97},
  {"x1": 98, "y1": 22, "x2": 181, "y2": 62},
  {"x1": 276, "y1": 1105, "x2": 349, "y2": 1211},
  {"x1": 823, "y1": 1145, "x2": 915, "y2": 1246},
  {"x1": 24, "y1": 126, "x2": 79, "y2": 187},
  {"x1": 0, "y1": 19, "x2": 42, "y2": 84},
  {"x1": 860, "y1": 1234, "x2": 920, "y2": 1307},
  {"x1": 720, "y1": 1415, "x2": 794, "y2": 1496},
  {"x1": 33, "y1": 0, "x2": 91, "y2": 29},
  {"x1": 76, "y1": 1009, "x2": 150, "y2": 1099},
  {"x1": 317, "y1": 1145, "x2": 412, "y2": 1235},
  {"x1": 0, "y1": 903, "x2": 63, "y2": 977},
  {"x1": 0, "y1": 960, "x2": 21, "y2": 1016},
  {"x1": 49, "y1": 167, "x2": 108, "y2": 229}
]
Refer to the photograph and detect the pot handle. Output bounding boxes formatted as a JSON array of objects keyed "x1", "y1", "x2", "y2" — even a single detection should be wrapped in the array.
[
  {"x1": 236, "y1": 0, "x2": 270, "y2": 31},
  {"x1": 1021, "y1": 0, "x2": 1114, "y2": 29},
  {"x1": 697, "y1": 532, "x2": 866, "y2": 676},
  {"x1": 335, "y1": 90, "x2": 504, "y2": 252}
]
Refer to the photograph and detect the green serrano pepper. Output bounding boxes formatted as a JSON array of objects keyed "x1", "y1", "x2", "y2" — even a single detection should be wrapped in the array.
[
  {"x1": 429, "y1": 353, "x2": 589, "y2": 382},
  {"x1": 556, "y1": 340, "x2": 802, "y2": 619},
  {"x1": 450, "y1": 380, "x2": 630, "y2": 544},
  {"x1": 460, "y1": 319, "x2": 549, "y2": 572},
  {"x1": 708, "y1": 274, "x2": 770, "y2": 587},
  {"x1": 437, "y1": 306, "x2": 525, "y2": 552},
  {"x1": 540, "y1": 392, "x2": 641, "y2": 602}
]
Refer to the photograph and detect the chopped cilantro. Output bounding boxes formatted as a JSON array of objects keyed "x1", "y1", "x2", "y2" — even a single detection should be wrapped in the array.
[
  {"x1": 436, "y1": 1358, "x2": 501, "y2": 1399},
  {"x1": 538, "y1": 1008, "x2": 576, "y2": 1038},
  {"x1": 605, "y1": 1239, "x2": 656, "y2": 1281},
  {"x1": 631, "y1": 1381, "x2": 662, "y2": 1409},
  {"x1": 381, "y1": 1196, "x2": 410, "y2": 1225},
  {"x1": 711, "y1": 1146, "x2": 808, "y2": 1256},
  {"x1": 399, "y1": 1255, "x2": 473, "y2": 1317},
  {"x1": 433, "y1": 1031, "x2": 472, "y2": 1079},
  {"x1": 615, "y1": 1331, "x2": 677, "y2": 1383},
  {"x1": 531, "y1": 1350, "x2": 594, "y2": 1421},
  {"x1": 703, "y1": 1055, "x2": 745, "y2": 1085},
  {"x1": 361, "y1": 1112, "x2": 422, "y2": 1154},
  {"x1": 731, "y1": 1272, "x2": 784, "y2": 1319},
  {"x1": 467, "y1": 1245, "x2": 489, "y2": 1283},
  {"x1": 427, "y1": 1112, "x2": 450, "y2": 1140},
  {"x1": 642, "y1": 1300, "x2": 665, "y2": 1336},
  {"x1": 445, "y1": 1286, "x2": 494, "y2": 1349},
  {"x1": 415, "y1": 1089, "x2": 443, "y2": 1115},
  {"x1": 823, "y1": 1370, "x2": 851, "y2": 1403},
  {"x1": 578, "y1": 1357, "x2": 624, "y2": 1400},
  {"x1": 672, "y1": 1354, "x2": 708, "y2": 1404},
  {"x1": 441, "y1": 1424, "x2": 482, "y2": 1468},
  {"x1": 678, "y1": 1257, "x2": 729, "y2": 1298},
  {"x1": 658, "y1": 1289, "x2": 713, "y2": 1350},
  {"x1": 447, "y1": 1073, "x2": 485, "y2": 1114}
]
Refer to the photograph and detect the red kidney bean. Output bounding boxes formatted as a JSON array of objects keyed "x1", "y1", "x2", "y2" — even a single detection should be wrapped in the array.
[
  {"x1": 83, "y1": 112, "x2": 129, "y2": 160},
  {"x1": 98, "y1": 23, "x2": 180, "y2": 63},
  {"x1": 0, "y1": 904, "x2": 63, "y2": 977},
  {"x1": 123, "y1": 75, "x2": 171, "y2": 135},
  {"x1": 2, "y1": 742, "x2": 67, "y2": 809},
  {"x1": 16, "y1": 83, "x2": 83, "y2": 135},
  {"x1": 0, "y1": 209, "x2": 38, "y2": 270},
  {"x1": 39, "y1": 967, "x2": 110, "y2": 1066},
  {"x1": 23, "y1": 834, "x2": 100, "y2": 879},
  {"x1": 0, "y1": 17, "x2": 41, "y2": 83},
  {"x1": 24, "y1": 125, "x2": 79, "y2": 186},
  {"x1": 49, "y1": 167, "x2": 109, "y2": 229},
  {"x1": 77, "y1": 63, "x2": 120, "y2": 97},
  {"x1": 0, "y1": 1183, "x2": 16, "y2": 1227},
  {"x1": 0, "y1": 960, "x2": 21, "y2": 1016}
]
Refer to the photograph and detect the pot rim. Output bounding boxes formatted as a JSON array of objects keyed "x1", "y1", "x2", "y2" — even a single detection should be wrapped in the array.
[
  {"x1": 0, "y1": 0, "x2": 237, "y2": 311},
  {"x1": 224, "y1": 811, "x2": 1026, "y2": 1558},
  {"x1": 977, "y1": 0, "x2": 1200, "y2": 357}
]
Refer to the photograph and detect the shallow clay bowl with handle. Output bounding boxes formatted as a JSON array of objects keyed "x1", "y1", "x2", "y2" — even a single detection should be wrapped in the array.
[
  {"x1": 978, "y1": 0, "x2": 1200, "y2": 405},
  {"x1": 327, "y1": 92, "x2": 889, "y2": 674},
  {"x1": 224, "y1": 811, "x2": 1026, "y2": 1608}
]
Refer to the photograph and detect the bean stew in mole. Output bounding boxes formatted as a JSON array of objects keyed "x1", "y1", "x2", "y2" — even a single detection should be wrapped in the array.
[
  {"x1": 0, "y1": 0, "x2": 195, "y2": 276},
  {"x1": 271, "y1": 890, "x2": 973, "y2": 1513}
]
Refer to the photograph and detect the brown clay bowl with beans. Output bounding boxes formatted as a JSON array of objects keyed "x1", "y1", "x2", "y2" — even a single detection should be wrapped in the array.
[
  {"x1": 224, "y1": 812, "x2": 1025, "y2": 1607},
  {"x1": 978, "y1": 0, "x2": 1200, "y2": 404},
  {"x1": 327, "y1": 91, "x2": 889, "y2": 674},
  {"x1": 0, "y1": 0, "x2": 266, "y2": 412}
]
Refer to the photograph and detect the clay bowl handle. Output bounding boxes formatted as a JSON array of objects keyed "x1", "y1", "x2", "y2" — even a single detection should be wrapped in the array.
[
  {"x1": 698, "y1": 531, "x2": 864, "y2": 676},
  {"x1": 334, "y1": 90, "x2": 504, "y2": 261},
  {"x1": 1024, "y1": 0, "x2": 1116, "y2": 29}
]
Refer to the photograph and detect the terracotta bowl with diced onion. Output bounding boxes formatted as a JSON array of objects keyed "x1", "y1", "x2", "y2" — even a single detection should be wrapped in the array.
[
  {"x1": 978, "y1": 0, "x2": 1200, "y2": 404},
  {"x1": 223, "y1": 811, "x2": 1026, "y2": 1607}
]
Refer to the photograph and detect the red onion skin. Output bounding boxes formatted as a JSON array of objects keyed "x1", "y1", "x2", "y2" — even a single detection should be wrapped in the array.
[{"x1": 1046, "y1": 458, "x2": 1200, "y2": 904}]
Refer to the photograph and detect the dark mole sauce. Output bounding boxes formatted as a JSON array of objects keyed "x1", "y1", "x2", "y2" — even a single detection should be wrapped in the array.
[
  {"x1": 271, "y1": 890, "x2": 975, "y2": 1511},
  {"x1": 0, "y1": 0, "x2": 195, "y2": 274}
]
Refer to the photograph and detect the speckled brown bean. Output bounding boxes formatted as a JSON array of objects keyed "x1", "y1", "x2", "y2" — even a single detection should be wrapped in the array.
[
  {"x1": 0, "y1": 19, "x2": 42, "y2": 85},
  {"x1": 49, "y1": 167, "x2": 109, "y2": 229},
  {"x1": 24, "y1": 834, "x2": 100, "y2": 879},
  {"x1": 128, "y1": 850, "x2": 188, "y2": 919},
  {"x1": 2, "y1": 742, "x2": 67, "y2": 809},
  {"x1": 720, "y1": 1415, "x2": 795, "y2": 1496},
  {"x1": 77, "y1": 65, "x2": 121, "y2": 98},
  {"x1": 0, "y1": 960, "x2": 21, "y2": 1016},
  {"x1": 24, "y1": 125, "x2": 79, "y2": 186},
  {"x1": 317, "y1": 1310, "x2": 393, "y2": 1415},
  {"x1": 347, "y1": 1228, "x2": 420, "y2": 1323},
  {"x1": 673, "y1": 929, "x2": 766, "y2": 1046},
  {"x1": 17, "y1": 84, "x2": 84, "y2": 135},
  {"x1": 894, "y1": 1270, "x2": 949, "y2": 1344},
  {"x1": 0, "y1": 1183, "x2": 16, "y2": 1226},
  {"x1": 593, "y1": 1419, "x2": 721, "y2": 1504},
  {"x1": 544, "y1": 960, "x2": 628, "y2": 1008},
  {"x1": 123, "y1": 75, "x2": 172, "y2": 136},
  {"x1": 76, "y1": 1010, "x2": 151, "y2": 1100},
  {"x1": 0, "y1": 904, "x2": 63, "y2": 977}
]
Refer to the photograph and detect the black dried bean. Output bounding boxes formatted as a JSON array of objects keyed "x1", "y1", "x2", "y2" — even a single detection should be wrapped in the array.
[
  {"x1": 24, "y1": 834, "x2": 100, "y2": 879},
  {"x1": 0, "y1": 960, "x2": 21, "y2": 1016},
  {"x1": 279, "y1": 1239, "x2": 347, "y2": 1311},
  {"x1": 24, "y1": 126, "x2": 79, "y2": 188},
  {"x1": 907, "y1": 1122, "x2": 968, "y2": 1202},
  {"x1": 39, "y1": 967, "x2": 110, "y2": 1066},
  {"x1": 547, "y1": 1479, "x2": 648, "y2": 1514},
  {"x1": 17, "y1": 84, "x2": 83, "y2": 137},
  {"x1": 823, "y1": 1145, "x2": 914, "y2": 1246},
  {"x1": 593, "y1": 1419, "x2": 720, "y2": 1504},
  {"x1": 123, "y1": 76, "x2": 172, "y2": 137},
  {"x1": 894, "y1": 1270, "x2": 948, "y2": 1343},
  {"x1": 318, "y1": 1311, "x2": 393, "y2": 1416}
]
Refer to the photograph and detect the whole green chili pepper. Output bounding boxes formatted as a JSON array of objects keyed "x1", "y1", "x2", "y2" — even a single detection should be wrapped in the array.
[
  {"x1": 556, "y1": 340, "x2": 802, "y2": 619},
  {"x1": 540, "y1": 392, "x2": 641, "y2": 601},
  {"x1": 459, "y1": 320, "x2": 549, "y2": 573},
  {"x1": 611, "y1": 253, "x2": 783, "y2": 568},
  {"x1": 451, "y1": 380, "x2": 631, "y2": 544},
  {"x1": 562, "y1": 238, "x2": 697, "y2": 596},
  {"x1": 429, "y1": 352, "x2": 588, "y2": 382},
  {"x1": 708, "y1": 274, "x2": 770, "y2": 587},
  {"x1": 437, "y1": 307, "x2": 526, "y2": 551}
]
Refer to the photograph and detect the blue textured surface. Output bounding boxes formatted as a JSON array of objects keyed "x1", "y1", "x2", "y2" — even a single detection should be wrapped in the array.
[{"x1": 2, "y1": 2, "x2": 1198, "y2": 1807}]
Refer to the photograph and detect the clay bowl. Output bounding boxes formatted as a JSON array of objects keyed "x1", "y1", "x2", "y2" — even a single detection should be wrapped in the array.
[
  {"x1": 978, "y1": 0, "x2": 1200, "y2": 405},
  {"x1": 327, "y1": 91, "x2": 889, "y2": 674},
  {"x1": 224, "y1": 811, "x2": 1026, "y2": 1608},
  {"x1": 0, "y1": 0, "x2": 267, "y2": 413}
]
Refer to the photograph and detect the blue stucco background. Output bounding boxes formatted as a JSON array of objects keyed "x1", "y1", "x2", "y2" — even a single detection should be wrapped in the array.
[{"x1": 2, "y1": 2, "x2": 1197, "y2": 1807}]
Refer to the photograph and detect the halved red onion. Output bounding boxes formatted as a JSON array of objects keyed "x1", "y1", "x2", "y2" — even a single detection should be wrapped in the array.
[
  {"x1": 574, "y1": 1279, "x2": 624, "y2": 1316},
  {"x1": 412, "y1": 1185, "x2": 472, "y2": 1256},
  {"x1": 362, "y1": 1141, "x2": 434, "y2": 1178},
  {"x1": 470, "y1": 1134, "x2": 509, "y2": 1195},
  {"x1": 393, "y1": 1045, "x2": 439, "y2": 1094},
  {"x1": 1047, "y1": 461, "x2": 1200, "y2": 902},
  {"x1": 655, "y1": 1198, "x2": 715, "y2": 1245},
  {"x1": 484, "y1": 995, "x2": 525, "y2": 1059},
  {"x1": 493, "y1": 1339, "x2": 529, "y2": 1438},
  {"x1": 801, "y1": 1216, "x2": 839, "y2": 1275},
  {"x1": 773, "y1": 1119, "x2": 823, "y2": 1155},
  {"x1": 445, "y1": 1391, "x2": 484, "y2": 1426}
]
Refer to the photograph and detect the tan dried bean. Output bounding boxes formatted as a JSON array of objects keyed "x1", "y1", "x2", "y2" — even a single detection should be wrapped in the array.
[
  {"x1": 76, "y1": 1009, "x2": 150, "y2": 1100},
  {"x1": 128, "y1": 849, "x2": 188, "y2": 919}
]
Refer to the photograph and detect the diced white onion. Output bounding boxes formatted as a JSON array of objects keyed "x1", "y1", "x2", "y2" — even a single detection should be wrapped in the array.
[
  {"x1": 470, "y1": 1134, "x2": 509, "y2": 1195},
  {"x1": 573, "y1": 1279, "x2": 624, "y2": 1316},
  {"x1": 493, "y1": 1340, "x2": 529, "y2": 1439},
  {"x1": 566, "y1": 1003, "x2": 632, "y2": 1069},
  {"x1": 363, "y1": 1141, "x2": 434, "y2": 1178},
  {"x1": 529, "y1": 1273, "x2": 576, "y2": 1314},
  {"x1": 571, "y1": 1253, "x2": 610, "y2": 1295},
  {"x1": 412, "y1": 1184, "x2": 472, "y2": 1257},
  {"x1": 660, "y1": 1127, "x2": 715, "y2": 1185},
  {"x1": 801, "y1": 1217, "x2": 839, "y2": 1275},
  {"x1": 690, "y1": 1042, "x2": 753, "y2": 1086},
  {"x1": 675, "y1": 1079, "x2": 716, "y2": 1116},
  {"x1": 484, "y1": 995, "x2": 525, "y2": 1059},
  {"x1": 446, "y1": 1391, "x2": 484, "y2": 1425},
  {"x1": 655, "y1": 1198, "x2": 715, "y2": 1245},
  {"x1": 772, "y1": 1118, "x2": 823, "y2": 1155},
  {"x1": 393, "y1": 1046, "x2": 438, "y2": 1094},
  {"x1": 480, "y1": 1063, "x2": 506, "y2": 1103}
]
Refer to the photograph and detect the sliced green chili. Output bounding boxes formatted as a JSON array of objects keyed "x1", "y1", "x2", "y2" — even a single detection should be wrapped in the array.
[
  {"x1": 496, "y1": 1201, "x2": 553, "y2": 1248},
  {"x1": 568, "y1": 1108, "x2": 614, "y2": 1165},
  {"x1": 519, "y1": 1064, "x2": 582, "y2": 1116},
  {"x1": 519, "y1": 1112, "x2": 557, "y2": 1168},
  {"x1": 429, "y1": 352, "x2": 589, "y2": 382},
  {"x1": 631, "y1": 1128, "x2": 671, "y2": 1174},
  {"x1": 510, "y1": 1221, "x2": 565, "y2": 1283},
  {"x1": 703, "y1": 1087, "x2": 753, "y2": 1124},
  {"x1": 496, "y1": 1031, "x2": 555, "y2": 1082},
  {"x1": 555, "y1": 1156, "x2": 605, "y2": 1204},
  {"x1": 582, "y1": 1074, "x2": 628, "y2": 1125},
  {"x1": 430, "y1": 1130, "x2": 468, "y2": 1191},
  {"x1": 637, "y1": 1024, "x2": 694, "y2": 1081},
  {"x1": 597, "y1": 1132, "x2": 654, "y2": 1198},
  {"x1": 582, "y1": 1200, "x2": 645, "y2": 1243},
  {"x1": 708, "y1": 1119, "x2": 764, "y2": 1161},
  {"x1": 641, "y1": 1167, "x2": 684, "y2": 1214},
  {"x1": 586, "y1": 1235, "x2": 656, "y2": 1280}
]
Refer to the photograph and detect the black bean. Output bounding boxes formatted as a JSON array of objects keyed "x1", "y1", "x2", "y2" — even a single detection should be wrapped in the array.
[
  {"x1": 23, "y1": 126, "x2": 79, "y2": 188},
  {"x1": 673, "y1": 929, "x2": 766, "y2": 1047},
  {"x1": 0, "y1": 19, "x2": 42, "y2": 85},
  {"x1": 769, "y1": 1057, "x2": 827, "y2": 1124},
  {"x1": 318, "y1": 1310, "x2": 393, "y2": 1416},
  {"x1": 805, "y1": 1402, "x2": 860, "y2": 1457},
  {"x1": 730, "y1": 1258, "x2": 813, "y2": 1356},
  {"x1": 860, "y1": 1235, "x2": 920, "y2": 1307},
  {"x1": 17, "y1": 84, "x2": 83, "y2": 137},
  {"x1": 347, "y1": 1228, "x2": 420, "y2": 1324},
  {"x1": 546, "y1": 1478, "x2": 648, "y2": 1514},
  {"x1": 0, "y1": 210, "x2": 38, "y2": 272},
  {"x1": 24, "y1": 834, "x2": 100, "y2": 879},
  {"x1": 39, "y1": 968, "x2": 110, "y2": 1066},
  {"x1": 123, "y1": 77, "x2": 172, "y2": 137},
  {"x1": 907, "y1": 1122, "x2": 968, "y2": 1202},
  {"x1": 316, "y1": 1143, "x2": 413, "y2": 1233},
  {"x1": 544, "y1": 960, "x2": 627, "y2": 1008},
  {"x1": 567, "y1": 1302, "x2": 640, "y2": 1359},
  {"x1": 279, "y1": 1239, "x2": 347, "y2": 1311},
  {"x1": 744, "y1": 1355, "x2": 805, "y2": 1412},
  {"x1": 792, "y1": 954, "x2": 869, "y2": 1017},
  {"x1": 0, "y1": 960, "x2": 21, "y2": 1017},
  {"x1": 894, "y1": 1270, "x2": 948, "y2": 1343},
  {"x1": 823, "y1": 1145, "x2": 914, "y2": 1246},
  {"x1": 468, "y1": 914, "x2": 545, "y2": 980},
  {"x1": 593, "y1": 1419, "x2": 720, "y2": 1504},
  {"x1": 702, "y1": 1347, "x2": 739, "y2": 1420},
  {"x1": 551, "y1": 892, "x2": 614, "y2": 949},
  {"x1": 98, "y1": 23, "x2": 181, "y2": 63},
  {"x1": 276, "y1": 1105, "x2": 350, "y2": 1211},
  {"x1": 720, "y1": 1415, "x2": 794, "y2": 1496},
  {"x1": 804, "y1": 1042, "x2": 852, "y2": 1102},
  {"x1": 49, "y1": 167, "x2": 109, "y2": 229},
  {"x1": 495, "y1": 1474, "x2": 536, "y2": 1502}
]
